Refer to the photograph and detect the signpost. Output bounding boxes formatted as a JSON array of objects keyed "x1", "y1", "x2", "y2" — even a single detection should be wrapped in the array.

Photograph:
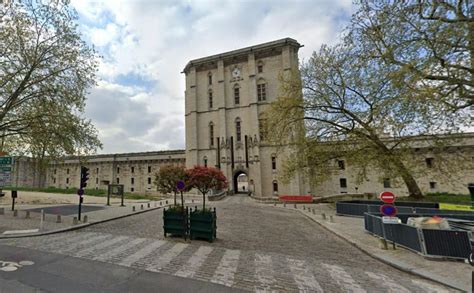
[
  {"x1": 379, "y1": 191, "x2": 398, "y2": 250},
  {"x1": 176, "y1": 180, "x2": 185, "y2": 207},
  {"x1": 0, "y1": 156, "x2": 13, "y2": 188}
]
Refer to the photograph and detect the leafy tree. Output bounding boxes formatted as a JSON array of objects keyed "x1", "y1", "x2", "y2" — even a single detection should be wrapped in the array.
[
  {"x1": 0, "y1": 0, "x2": 100, "y2": 160},
  {"x1": 187, "y1": 166, "x2": 227, "y2": 210},
  {"x1": 350, "y1": 1, "x2": 473, "y2": 109},
  {"x1": 268, "y1": 43, "x2": 469, "y2": 199},
  {"x1": 154, "y1": 165, "x2": 189, "y2": 206}
]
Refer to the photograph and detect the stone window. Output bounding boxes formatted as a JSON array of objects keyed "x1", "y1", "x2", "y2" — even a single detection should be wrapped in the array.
[
  {"x1": 54, "y1": 169, "x2": 57, "y2": 174},
  {"x1": 258, "y1": 114, "x2": 267, "y2": 141},
  {"x1": 131, "y1": 178, "x2": 134, "y2": 185},
  {"x1": 235, "y1": 118, "x2": 242, "y2": 142},
  {"x1": 116, "y1": 177, "x2": 120, "y2": 184},
  {"x1": 208, "y1": 90, "x2": 213, "y2": 109},
  {"x1": 425, "y1": 158, "x2": 434, "y2": 168},
  {"x1": 208, "y1": 72, "x2": 212, "y2": 85},
  {"x1": 53, "y1": 178, "x2": 56, "y2": 184},
  {"x1": 96, "y1": 168, "x2": 99, "y2": 174},
  {"x1": 209, "y1": 122, "x2": 214, "y2": 147},
  {"x1": 383, "y1": 178, "x2": 391, "y2": 188},
  {"x1": 131, "y1": 187, "x2": 134, "y2": 192},
  {"x1": 66, "y1": 177, "x2": 69, "y2": 184},
  {"x1": 257, "y1": 80, "x2": 266, "y2": 101},
  {"x1": 340, "y1": 178, "x2": 347, "y2": 188},
  {"x1": 273, "y1": 180, "x2": 278, "y2": 192},
  {"x1": 96, "y1": 178, "x2": 98, "y2": 184},
  {"x1": 257, "y1": 61, "x2": 263, "y2": 73},
  {"x1": 338, "y1": 160, "x2": 345, "y2": 170},
  {"x1": 203, "y1": 156, "x2": 208, "y2": 167},
  {"x1": 117, "y1": 167, "x2": 120, "y2": 174},
  {"x1": 66, "y1": 168, "x2": 69, "y2": 175},
  {"x1": 148, "y1": 166, "x2": 151, "y2": 173},
  {"x1": 131, "y1": 167, "x2": 134, "y2": 173},
  {"x1": 271, "y1": 155, "x2": 276, "y2": 170},
  {"x1": 148, "y1": 177, "x2": 151, "y2": 184},
  {"x1": 234, "y1": 86, "x2": 240, "y2": 105},
  {"x1": 429, "y1": 181, "x2": 437, "y2": 189}
]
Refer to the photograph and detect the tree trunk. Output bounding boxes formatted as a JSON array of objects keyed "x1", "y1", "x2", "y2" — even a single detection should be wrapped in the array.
[
  {"x1": 390, "y1": 156, "x2": 423, "y2": 199},
  {"x1": 202, "y1": 192, "x2": 206, "y2": 211}
]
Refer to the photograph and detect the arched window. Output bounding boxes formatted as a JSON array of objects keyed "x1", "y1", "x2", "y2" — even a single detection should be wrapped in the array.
[
  {"x1": 234, "y1": 84, "x2": 240, "y2": 105},
  {"x1": 257, "y1": 78, "x2": 266, "y2": 101},
  {"x1": 208, "y1": 72, "x2": 212, "y2": 85},
  {"x1": 271, "y1": 154, "x2": 276, "y2": 170},
  {"x1": 273, "y1": 180, "x2": 278, "y2": 192},
  {"x1": 258, "y1": 113, "x2": 267, "y2": 141},
  {"x1": 235, "y1": 118, "x2": 242, "y2": 142},
  {"x1": 208, "y1": 90, "x2": 213, "y2": 109},
  {"x1": 257, "y1": 61, "x2": 264, "y2": 73},
  {"x1": 209, "y1": 122, "x2": 214, "y2": 147},
  {"x1": 203, "y1": 156, "x2": 208, "y2": 167}
]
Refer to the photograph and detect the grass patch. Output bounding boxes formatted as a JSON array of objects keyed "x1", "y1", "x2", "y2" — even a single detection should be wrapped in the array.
[
  {"x1": 398, "y1": 192, "x2": 471, "y2": 205},
  {"x1": 2, "y1": 186, "x2": 159, "y2": 200}
]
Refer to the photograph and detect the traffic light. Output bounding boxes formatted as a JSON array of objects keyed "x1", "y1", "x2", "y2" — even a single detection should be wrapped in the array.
[{"x1": 80, "y1": 166, "x2": 89, "y2": 189}]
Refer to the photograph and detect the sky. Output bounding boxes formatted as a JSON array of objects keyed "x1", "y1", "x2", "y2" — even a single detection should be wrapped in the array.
[{"x1": 71, "y1": 0, "x2": 354, "y2": 154}]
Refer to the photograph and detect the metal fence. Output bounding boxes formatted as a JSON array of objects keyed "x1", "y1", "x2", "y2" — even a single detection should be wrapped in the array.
[{"x1": 364, "y1": 213, "x2": 472, "y2": 259}]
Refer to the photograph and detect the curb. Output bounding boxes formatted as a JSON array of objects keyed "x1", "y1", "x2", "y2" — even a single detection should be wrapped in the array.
[
  {"x1": 0, "y1": 202, "x2": 170, "y2": 239},
  {"x1": 284, "y1": 206, "x2": 466, "y2": 292}
]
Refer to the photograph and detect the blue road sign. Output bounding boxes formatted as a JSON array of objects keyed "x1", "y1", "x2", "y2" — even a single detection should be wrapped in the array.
[
  {"x1": 176, "y1": 180, "x2": 185, "y2": 191},
  {"x1": 380, "y1": 204, "x2": 397, "y2": 217}
]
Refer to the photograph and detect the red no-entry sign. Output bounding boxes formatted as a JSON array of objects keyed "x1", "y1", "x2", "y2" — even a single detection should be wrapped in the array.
[{"x1": 379, "y1": 191, "x2": 396, "y2": 204}]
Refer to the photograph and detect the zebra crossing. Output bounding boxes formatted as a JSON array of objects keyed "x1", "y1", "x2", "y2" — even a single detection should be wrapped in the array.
[{"x1": 0, "y1": 231, "x2": 453, "y2": 292}]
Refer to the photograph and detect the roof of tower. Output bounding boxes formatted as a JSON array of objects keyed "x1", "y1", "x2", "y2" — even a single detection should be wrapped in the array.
[{"x1": 182, "y1": 38, "x2": 302, "y2": 73}]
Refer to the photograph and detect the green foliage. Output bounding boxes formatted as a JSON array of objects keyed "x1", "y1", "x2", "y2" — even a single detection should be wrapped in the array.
[{"x1": 0, "y1": 1, "x2": 101, "y2": 162}]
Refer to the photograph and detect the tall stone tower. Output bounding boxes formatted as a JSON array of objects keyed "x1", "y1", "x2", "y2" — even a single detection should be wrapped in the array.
[{"x1": 183, "y1": 38, "x2": 306, "y2": 198}]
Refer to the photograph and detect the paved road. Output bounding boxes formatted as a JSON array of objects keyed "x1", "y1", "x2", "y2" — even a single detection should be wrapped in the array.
[{"x1": 0, "y1": 196, "x2": 456, "y2": 292}]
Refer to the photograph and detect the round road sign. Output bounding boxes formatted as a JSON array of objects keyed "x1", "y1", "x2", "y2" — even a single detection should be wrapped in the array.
[
  {"x1": 380, "y1": 204, "x2": 397, "y2": 217},
  {"x1": 379, "y1": 191, "x2": 396, "y2": 204},
  {"x1": 176, "y1": 180, "x2": 185, "y2": 191}
]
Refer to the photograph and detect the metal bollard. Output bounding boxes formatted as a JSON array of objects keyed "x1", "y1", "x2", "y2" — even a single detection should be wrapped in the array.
[
  {"x1": 41, "y1": 210, "x2": 45, "y2": 221},
  {"x1": 160, "y1": 202, "x2": 162, "y2": 206},
  {"x1": 13, "y1": 210, "x2": 17, "y2": 217},
  {"x1": 192, "y1": 199, "x2": 194, "y2": 203},
  {"x1": 283, "y1": 203, "x2": 286, "y2": 207},
  {"x1": 165, "y1": 200, "x2": 168, "y2": 204},
  {"x1": 132, "y1": 206, "x2": 136, "y2": 212},
  {"x1": 147, "y1": 203, "x2": 150, "y2": 208},
  {"x1": 73, "y1": 217, "x2": 78, "y2": 225},
  {"x1": 303, "y1": 206, "x2": 306, "y2": 210},
  {"x1": 294, "y1": 204, "x2": 297, "y2": 209},
  {"x1": 25, "y1": 211, "x2": 30, "y2": 219},
  {"x1": 322, "y1": 213, "x2": 327, "y2": 220},
  {"x1": 56, "y1": 215, "x2": 61, "y2": 223},
  {"x1": 83, "y1": 215, "x2": 88, "y2": 223},
  {"x1": 0, "y1": 207, "x2": 4, "y2": 215},
  {"x1": 329, "y1": 215, "x2": 334, "y2": 223},
  {"x1": 141, "y1": 204, "x2": 144, "y2": 210}
]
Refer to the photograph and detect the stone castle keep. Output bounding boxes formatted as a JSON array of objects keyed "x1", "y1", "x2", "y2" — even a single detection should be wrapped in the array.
[{"x1": 10, "y1": 38, "x2": 474, "y2": 197}]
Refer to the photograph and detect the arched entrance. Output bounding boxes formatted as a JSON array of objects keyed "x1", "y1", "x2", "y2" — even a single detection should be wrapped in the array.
[{"x1": 233, "y1": 170, "x2": 249, "y2": 194}]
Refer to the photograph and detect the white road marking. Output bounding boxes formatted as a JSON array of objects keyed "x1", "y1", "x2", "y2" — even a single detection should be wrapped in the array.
[
  {"x1": 211, "y1": 249, "x2": 240, "y2": 287},
  {"x1": 366, "y1": 271, "x2": 410, "y2": 293},
  {"x1": 322, "y1": 263, "x2": 366, "y2": 293},
  {"x1": 118, "y1": 240, "x2": 166, "y2": 267},
  {"x1": 175, "y1": 246, "x2": 213, "y2": 278},
  {"x1": 411, "y1": 279, "x2": 450, "y2": 293},
  {"x1": 287, "y1": 257, "x2": 323, "y2": 293},
  {"x1": 92, "y1": 237, "x2": 147, "y2": 262},
  {"x1": 254, "y1": 253, "x2": 277, "y2": 292},
  {"x1": 146, "y1": 243, "x2": 188, "y2": 272},
  {"x1": 73, "y1": 236, "x2": 129, "y2": 258}
]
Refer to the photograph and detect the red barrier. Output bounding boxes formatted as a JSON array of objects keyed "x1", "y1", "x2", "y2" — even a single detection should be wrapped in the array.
[{"x1": 278, "y1": 195, "x2": 313, "y2": 203}]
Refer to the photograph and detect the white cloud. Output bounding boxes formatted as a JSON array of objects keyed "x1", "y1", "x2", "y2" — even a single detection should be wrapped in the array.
[{"x1": 72, "y1": 0, "x2": 354, "y2": 154}]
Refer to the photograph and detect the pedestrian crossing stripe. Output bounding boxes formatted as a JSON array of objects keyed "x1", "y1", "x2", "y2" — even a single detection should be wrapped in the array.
[{"x1": 0, "y1": 232, "x2": 452, "y2": 293}]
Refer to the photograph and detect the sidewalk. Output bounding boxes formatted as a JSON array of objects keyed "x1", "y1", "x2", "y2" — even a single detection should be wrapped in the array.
[
  {"x1": 0, "y1": 195, "x2": 201, "y2": 238},
  {"x1": 268, "y1": 203, "x2": 472, "y2": 292}
]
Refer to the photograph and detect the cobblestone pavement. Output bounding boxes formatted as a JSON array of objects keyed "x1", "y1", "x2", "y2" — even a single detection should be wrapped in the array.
[{"x1": 0, "y1": 196, "x2": 456, "y2": 292}]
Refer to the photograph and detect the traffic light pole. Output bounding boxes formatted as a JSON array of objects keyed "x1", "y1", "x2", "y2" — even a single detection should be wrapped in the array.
[{"x1": 78, "y1": 194, "x2": 83, "y2": 221}]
